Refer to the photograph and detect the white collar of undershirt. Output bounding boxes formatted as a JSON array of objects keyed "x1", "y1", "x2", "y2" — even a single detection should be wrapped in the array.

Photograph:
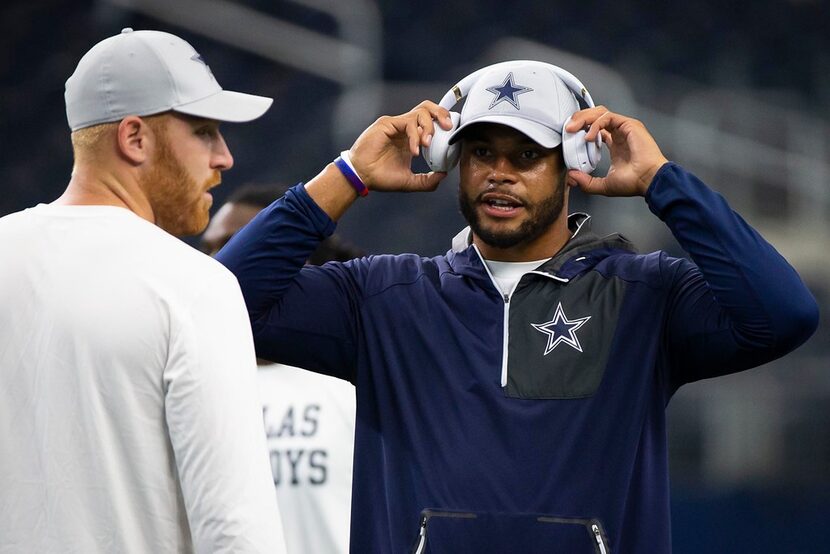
[{"x1": 483, "y1": 258, "x2": 550, "y2": 297}]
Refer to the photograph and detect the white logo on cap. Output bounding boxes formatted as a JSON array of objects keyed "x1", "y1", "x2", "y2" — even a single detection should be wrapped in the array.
[{"x1": 485, "y1": 72, "x2": 533, "y2": 110}]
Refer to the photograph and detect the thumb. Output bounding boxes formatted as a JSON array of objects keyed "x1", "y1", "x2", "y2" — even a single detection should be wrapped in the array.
[
  {"x1": 567, "y1": 170, "x2": 606, "y2": 194},
  {"x1": 408, "y1": 171, "x2": 447, "y2": 192}
]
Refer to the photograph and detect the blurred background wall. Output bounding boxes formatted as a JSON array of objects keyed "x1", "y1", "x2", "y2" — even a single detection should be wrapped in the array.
[{"x1": 2, "y1": 1, "x2": 828, "y2": 551}]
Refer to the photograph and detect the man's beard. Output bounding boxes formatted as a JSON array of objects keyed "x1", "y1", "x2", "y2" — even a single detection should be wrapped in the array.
[
  {"x1": 458, "y1": 181, "x2": 566, "y2": 250},
  {"x1": 140, "y1": 135, "x2": 219, "y2": 237}
]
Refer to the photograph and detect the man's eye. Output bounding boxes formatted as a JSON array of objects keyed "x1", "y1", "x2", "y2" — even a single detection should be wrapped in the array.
[
  {"x1": 473, "y1": 147, "x2": 489, "y2": 157},
  {"x1": 520, "y1": 150, "x2": 540, "y2": 160}
]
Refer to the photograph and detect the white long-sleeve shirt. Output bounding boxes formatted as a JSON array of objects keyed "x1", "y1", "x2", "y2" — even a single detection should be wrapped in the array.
[{"x1": 0, "y1": 204, "x2": 286, "y2": 553}]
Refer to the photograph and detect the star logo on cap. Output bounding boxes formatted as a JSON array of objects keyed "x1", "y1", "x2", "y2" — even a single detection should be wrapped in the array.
[
  {"x1": 191, "y1": 53, "x2": 215, "y2": 79},
  {"x1": 531, "y1": 302, "x2": 591, "y2": 355},
  {"x1": 485, "y1": 72, "x2": 533, "y2": 110}
]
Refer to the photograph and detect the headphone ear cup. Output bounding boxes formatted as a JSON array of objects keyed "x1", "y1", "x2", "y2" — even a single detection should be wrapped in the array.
[
  {"x1": 422, "y1": 112, "x2": 461, "y2": 172},
  {"x1": 562, "y1": 116, "x2": 602, "y2": 173}
]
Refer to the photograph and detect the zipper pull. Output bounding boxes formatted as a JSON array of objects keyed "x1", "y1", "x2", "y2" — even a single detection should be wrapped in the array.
[
  {"x1": 592, "y1": 524, "x2": 607, "y2": 554},
  {"x1": 413, "y1": 515, "x2": 428, "y2": 554}
]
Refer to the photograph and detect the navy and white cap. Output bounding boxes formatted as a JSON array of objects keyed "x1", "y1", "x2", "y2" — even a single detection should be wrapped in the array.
[
  {"x1": 65, "y1": 28, "x2": 273, "y2": 131},
  {"x1": 448, "y1": 61, "x2": 580, "y2": 148}
]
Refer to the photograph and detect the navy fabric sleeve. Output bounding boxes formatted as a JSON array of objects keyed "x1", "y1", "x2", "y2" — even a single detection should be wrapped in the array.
[
  {"x1": 645, "y1": 163, "x2": 819, "y2": 391},
  {"x1": 215, "y1": 184, "x2": 362, "y2": 381}
]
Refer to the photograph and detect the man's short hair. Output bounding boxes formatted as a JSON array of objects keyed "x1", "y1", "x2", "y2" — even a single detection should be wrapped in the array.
[
  {"x1": 70, "y1": 113, "x2": 169, "y2": 162},
  {"x1": 227, "y1": 183, "x2": 289, "y2": 209}
]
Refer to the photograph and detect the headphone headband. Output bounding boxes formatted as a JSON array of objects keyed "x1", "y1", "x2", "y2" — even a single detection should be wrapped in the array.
[
  {"x1": 438, "y1": 60, "x2": 595, "y2": 112},
  {"x1": 423, "y1": 59, "x2": 602, "y2": 174}
]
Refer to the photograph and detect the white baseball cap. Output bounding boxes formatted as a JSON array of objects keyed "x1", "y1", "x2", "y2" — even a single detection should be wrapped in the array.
[
  {"x1": 65, "y1": 28, "x2": 273, "y2": 131},
  {"x1": 448, "y1": 61, "x2": 580, "y2": 148}
]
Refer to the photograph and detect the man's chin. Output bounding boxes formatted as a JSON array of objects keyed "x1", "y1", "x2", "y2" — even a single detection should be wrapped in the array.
[
  {"x1": 472, "y1": 224, "x2": 530, "y2": 250},
  {"x1": 186, "y1": 213, "x2": 211, "y2": 237},
  {"x1": 163, "y1": 210, "x2": 210, "y2": 238}
]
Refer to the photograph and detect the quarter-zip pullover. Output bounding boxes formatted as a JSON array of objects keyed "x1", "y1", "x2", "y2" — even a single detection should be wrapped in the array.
[{"x1": 218, "y1": 162, "x2": 818, "y2": 553}]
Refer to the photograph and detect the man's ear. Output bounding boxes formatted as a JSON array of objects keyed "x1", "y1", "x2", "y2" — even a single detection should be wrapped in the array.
[{"x1": 116, "y1": 116, "x2": 152, "y2": 165}]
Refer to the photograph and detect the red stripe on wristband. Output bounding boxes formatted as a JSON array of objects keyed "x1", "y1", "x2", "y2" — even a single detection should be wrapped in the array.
[{"x1": 333, "y1": 155, "x2": 369, "y2": 197}]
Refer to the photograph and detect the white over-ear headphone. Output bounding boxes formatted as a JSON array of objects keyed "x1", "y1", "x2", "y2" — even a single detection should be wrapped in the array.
[{"x1": 422, "y1": 60, "x2": 602, "y2": 173}]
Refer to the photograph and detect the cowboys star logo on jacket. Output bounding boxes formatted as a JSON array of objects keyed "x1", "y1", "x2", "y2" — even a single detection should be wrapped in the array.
[{"x1": 453, "y1": 213, "x2": 633, "y2": 400}]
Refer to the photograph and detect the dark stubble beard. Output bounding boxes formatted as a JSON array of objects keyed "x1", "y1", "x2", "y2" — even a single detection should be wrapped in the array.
[{"x1": 458, "y1": 178, "x2": 566, "y2": 249}]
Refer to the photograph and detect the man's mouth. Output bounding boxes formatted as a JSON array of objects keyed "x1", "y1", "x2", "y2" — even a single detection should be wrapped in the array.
[
  {"x1": 480, "y1": 192, "x2": 524, "y2": 217},
  {"x1": 486, "y1": 197, "x2": 520, "y2": 210}
]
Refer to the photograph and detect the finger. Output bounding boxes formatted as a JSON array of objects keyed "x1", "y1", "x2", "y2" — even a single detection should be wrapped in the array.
[
  {"x1": 414, "y1": 100, "x2": 453, "y2": 130},
  {"x1": 437, "y1": 111, "x2": 454, "y2": 130},
  {"x1": 405, "y1": 119, "x2": 421, "y2": 156},
  {"x1": 600, "y1": 129, "x2": 613, "y2": 146},
  {"x1": 564, "y1": 106, "x2": 610, "y2": 132},
  {"x1": 415, "y1": 109, "x2": 436, "y2": 146},
  {"x1": 585, "y1": 111, "x2": 614, "y2": 142}
]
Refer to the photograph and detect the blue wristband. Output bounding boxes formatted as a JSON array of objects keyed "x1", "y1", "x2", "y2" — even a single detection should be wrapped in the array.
[{"x1": 333, "y1": 151, "x2": 369, "y2": 197}]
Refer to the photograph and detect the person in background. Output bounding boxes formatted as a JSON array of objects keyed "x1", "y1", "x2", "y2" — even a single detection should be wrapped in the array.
[
  {"x1": 203, "y1": 183, "x2": 362, "y2": 554},
  {"x1": 217, "y1": 60, "x2": 819, "y2": 553},
  {"x1": 0, "y1": 28, "x2": 286, "y2": 553}
]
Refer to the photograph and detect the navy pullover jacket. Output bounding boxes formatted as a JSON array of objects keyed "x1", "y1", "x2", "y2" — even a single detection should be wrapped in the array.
[{"x1": 218, "y1": 163, "x2": 818, "y2": 553}]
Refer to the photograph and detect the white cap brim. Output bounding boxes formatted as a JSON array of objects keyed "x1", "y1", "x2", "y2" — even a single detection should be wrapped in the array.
[
  {"x1": 173, "y1": 89, "x2": 273, "y2": 123},
  {"x1": 448, "y1": 114, "x2": 562, "y2": 149}
]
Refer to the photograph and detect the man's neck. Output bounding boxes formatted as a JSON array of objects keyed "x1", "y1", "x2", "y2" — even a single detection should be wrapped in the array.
[{"x1": 55, "y1": 166, "x2": 155, "y2": 224}]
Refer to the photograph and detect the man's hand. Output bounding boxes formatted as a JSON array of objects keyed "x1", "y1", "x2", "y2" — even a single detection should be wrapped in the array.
[
  {"x1": 349, "y1": 101, "x2": 454, "y2": 192},
  {"x1": 565, "y1": 107, "x2": 669, "y2": 197},
  {"x1": 305, "y1": 102, "x2": 455, "y2": 221}
]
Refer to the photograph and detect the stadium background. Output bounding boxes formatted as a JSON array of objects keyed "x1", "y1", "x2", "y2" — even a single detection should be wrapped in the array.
[{"x1": 2, "y1": 0, "x2": 828, "y2": 551}]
